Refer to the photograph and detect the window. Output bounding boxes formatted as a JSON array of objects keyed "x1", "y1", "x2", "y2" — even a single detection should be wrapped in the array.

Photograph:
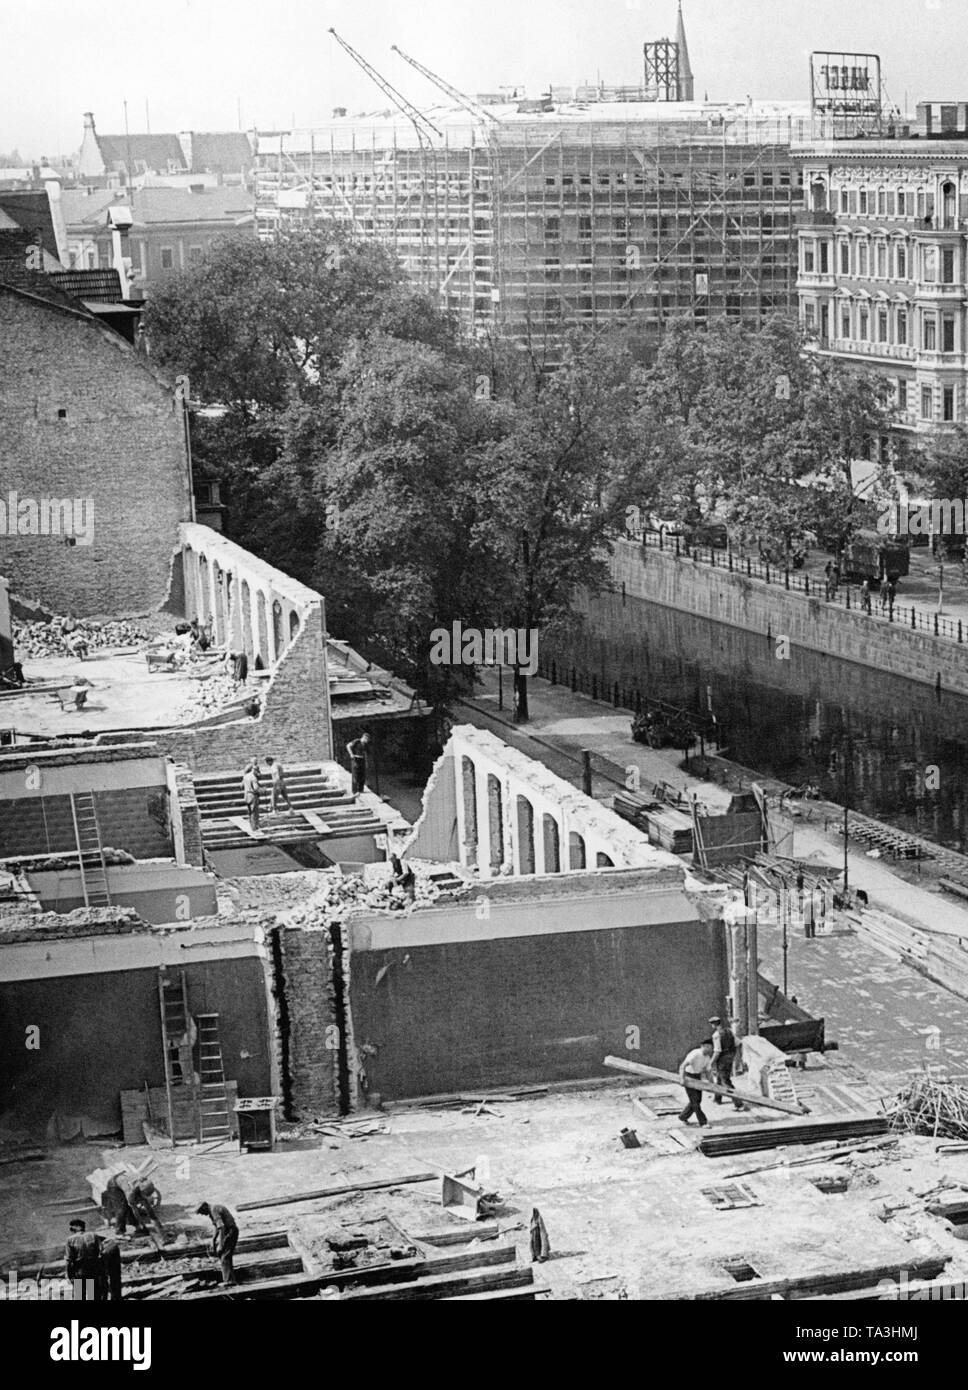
[
  {"x1": 841, "y1": 189, "x2": 850, "y2": 213},
  {"x1": 848, "y1": 190, "x2": 858, "y2": 214},
  {"x1": 804, "y1": 302, "x2": 816, "y2": 331},
  {"x1": 841, "y1": 307, "x2": 851, "y2": 338},
  {"x1": 878, "y1": 189, "x2": 886, "y2": 215},
  {"x1": 924, "y1": 316, "x2": 937, "y2": 350},
  {"x1": 922, "y1": 385, "x2": 934, "y2": 418},
  {"x1": 544, "y1": 257, "x2": 560, "y2": 281},
  {"x1": 942, "y1": 314, "x2": 956, "y2": 352},
  {"x1": 857, "y1": 242, "x2": 869, "y2": 276},
  {"x1": 614, "y1": 216, "x2": 629, "y2": 239},
  {"x1": 743, "y1": 172, "x2": 756, "y2": 188},
  {"x1": 544, "y1": 217, "x2": 560, "y2": 243},
  {"x1": 803, "y1": 243, "x2": 815, "y2": 273},
  {"x1": 578, "y1": 215, "x2": 592, "y2": 242},
  {"x1": 779, "y1": 171, "x2": 791, "y2": 187},
  {"x1": 188, "y1": 245, "x2": 203, "y2": 264},
  {"x1": 68, "y1": 250, "x2": 78, "y2": 269},
  {"x1": 942, "y1": 247, "x2": 956, "y2": 283},
  {"x1": 876, "y1": 243, "x2": 887, "y2": 277},
  {"x1": 859, "y1": 306, "x2": 869, "y2": 339},
  {"x1": 897, "y1": 379, "x2": 907, "y2": 411},
  {"x1": 160, "y1": 246, "x2": 174, "y2": 270},
  {"x1": 819, "y1": 242, "x2": 829, "y2": 274},
  {"x1": 897, "y1": 191, "x2": 907, "y2": 216},
  {"x1": 859, "y1": 189, "x2": 868, "y2": 214},
  {"x1": 897, "y1": 308, "x2": 907, "y2": 343},
  {"x1": 840, "y1": 241, "x2": 850, "y2": 274},
  {"x1": 878, "y1": 308, "x2": 889, "y2": 342},
  {"x1": 86, "y1": 251, "x2": 95, "y2": 269},
  {"x1": 923, "y1": 245, "x2": 937, "y2": 281},
  {"x1": 896, "y1": 244, "x2": 907, "y2": 279},
  {"x1": 944, "y1": 386, "x2": 956, "y2": 421},
  {"x1": 886, "y1": 191, "x2": 896, "y2": 216},
  {"x1": 762, "y1": 172, "x2": 774, "y2": 188}
]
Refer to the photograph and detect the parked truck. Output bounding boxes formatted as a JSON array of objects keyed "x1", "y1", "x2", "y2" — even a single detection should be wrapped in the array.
[{"x1": 841, "y1": 529, "x2": 910, "y2": 583}]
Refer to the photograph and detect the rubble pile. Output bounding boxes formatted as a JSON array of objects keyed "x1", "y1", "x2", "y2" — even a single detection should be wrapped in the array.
[
  {"x1": 279, "y1": 862, "x2": 448, "y2": 927},
  {"x1": 888, "y1": 1076, "x2": 968, "y2": 1142},
  {"x1": 173, "y1": 670, "x2": 250, "y2": 722},
  {"x1": 14, "y1": 615, "x2": 149, "y2": 659}
]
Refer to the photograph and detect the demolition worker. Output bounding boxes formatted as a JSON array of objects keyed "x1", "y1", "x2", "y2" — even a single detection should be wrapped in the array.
[
  {"x1": 678, "y1": 1038, "x2": 715, "y2": 1127},
  {"x1": 346, "y1": 731, "x2": 371, "y2": 795},
  {"x1": 65, "y1": 1218, "x2": 106, "y2": 1300},
  {"x1": 128, "y1": 1179, "x2": 165, "y2": 1238},
  {"x1": 709, "y1": 1016, "x2": 743, "y2": 1110},
  {"x1": 98, "y1": 1232, "x2": 123, "y2": 1301},
  {"x1": 197, "y1": 1201, "x2": 239, "y2": 1285}
]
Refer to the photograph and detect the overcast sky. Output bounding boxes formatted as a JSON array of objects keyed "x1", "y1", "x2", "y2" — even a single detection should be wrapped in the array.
[{"x1": 1, "y1": 0, "x2": 965, "y2": 157}]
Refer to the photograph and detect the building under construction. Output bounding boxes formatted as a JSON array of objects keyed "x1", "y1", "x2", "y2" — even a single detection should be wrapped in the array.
[{"x1": 254, "y1": 11, "x2": 814, "y2": 352}]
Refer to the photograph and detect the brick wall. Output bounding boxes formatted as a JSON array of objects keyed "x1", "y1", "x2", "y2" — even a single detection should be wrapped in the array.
[
  {"x1": 116, "y1": 601, "x2": 333, "y2": 775},
  {"x1": 0, "y1": 786, "x2": 171, "y2": 859},
  {"x1": 274, "y1": 925, "x2": 340, "y2": 1118},
  {"x1": 0, "y1": 285, "x2": 192, "y2": 617}
]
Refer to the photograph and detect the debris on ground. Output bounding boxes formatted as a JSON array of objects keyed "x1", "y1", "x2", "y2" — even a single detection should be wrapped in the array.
[
  {"x1": 13, "y1": 615, "x2": 149, "y2": 659},
  {"x1": 888, "y1": 1076, "x2": 968, "y2": 1142}
]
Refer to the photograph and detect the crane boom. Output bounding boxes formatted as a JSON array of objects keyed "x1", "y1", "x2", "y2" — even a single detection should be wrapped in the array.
[
  {"x1": 390, "y1": 44, "x2": 500, "y2": 125},
  {"x1": 328, "y1": 28, "x2": 443, "y2": 141}
]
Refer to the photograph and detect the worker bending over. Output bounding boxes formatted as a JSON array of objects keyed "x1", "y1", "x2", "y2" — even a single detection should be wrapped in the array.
[{"x1": 197, "y1": 1201, "x2": 239, "y2": 1285}]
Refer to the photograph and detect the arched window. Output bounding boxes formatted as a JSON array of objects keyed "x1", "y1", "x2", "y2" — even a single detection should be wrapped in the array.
[
  {"x1": 596, "y1": 852, "x2": 614, "y2": 868},
  {"x1": 568, "y1": 831, "x2": 586, "y2": 870},
  {"x1": 542, "y1": 815, "x2": 561, "y2": 873},
  {"x1": 516, "y1": 796, "x2": 535, "y2": 874},
  {"x1": 942, "y1": 180, "x2": 957, "y2": 229},
  {"x1": 461, "y1": 757, "x2": 478, "y2": 866},
  {"x1": 810, "y1": 179, "x2": 827, "y2": 213},
  {"x1": 487, "y1": 774, "x2": 504, "y2": 870}
]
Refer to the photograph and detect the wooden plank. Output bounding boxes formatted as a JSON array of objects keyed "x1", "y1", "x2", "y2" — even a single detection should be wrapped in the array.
[
  {"x1": 236, "y1": 1172, "x2": 438, "y2": 1211},
  {"x1": 12, "y1": 1228, "x2": 292, "y2": 1279},
  {"x1": 682, "y1": 1254, "x2": 948, "y2": 1302},
  {"x1": 409, "y1": 1224, "x2": 499, "y2": 1247},
  {"x1": 632, "y1": 1097, "x2": 659, "y2": 1122},
  {"x1": 441, "y1": 1284, "x2": 544, "y2": 1301},
  {"x1": 812, "y1": 1277, "x2": 968, "y2": 1302},
  {"x1": 341, "y1": 1267, "x2": 534, "y2": 1302},
  {"x1": 603, "y1": 1056, "x2": 809, "y2": 1115}
]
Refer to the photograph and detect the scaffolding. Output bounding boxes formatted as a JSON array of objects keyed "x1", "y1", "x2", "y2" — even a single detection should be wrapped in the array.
[{"x1": 254, "y1": 105, "x2": 812, "y2": 355}]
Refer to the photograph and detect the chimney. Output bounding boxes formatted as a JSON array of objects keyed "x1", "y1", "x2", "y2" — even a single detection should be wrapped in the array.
[{"x1": 83, "y1": 111, "x2": 96, "y2": 132}]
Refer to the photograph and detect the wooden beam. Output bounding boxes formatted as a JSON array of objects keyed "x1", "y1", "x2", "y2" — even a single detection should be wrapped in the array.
[
  {"x1": 342, "y1": 1267, "x2": 534, "y2": 1302},
  {"x1": 681, "y1": 1254, "x2": 948, "y2": 1302},
  {"x1": 236, "y1": 1172, "x2": 438, "y2": 1211},
  {"x1": 603, "y1": 1056, "x2": 809, "y2": 1116}
]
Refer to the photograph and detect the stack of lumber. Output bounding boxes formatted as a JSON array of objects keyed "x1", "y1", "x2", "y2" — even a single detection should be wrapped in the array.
[
  {"x1": 645, "y1": 805, "x2": 694, "y2": 854},
  {"x1": 851, "y1": 908, "x2": 968, "y2": 1000},
  {"x1": 698, "y1": 1115, "x2": 888, "y2": 1159},
  {"x1": 846, "y1": 818, "x2": 931, "y2": 860},
  {"x1": 612, "y1": 790, "x2": 658, "y2": 833}
]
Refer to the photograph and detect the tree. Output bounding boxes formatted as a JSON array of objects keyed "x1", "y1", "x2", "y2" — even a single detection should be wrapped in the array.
[
  {"x1": 313, "y1": 333, "x2": 506, "y2": 715},
  {"x1": 631, "y1": 316, "x2": 899, "y2": 559},
  {"x1": 143, "y1": 228, "x2": 460, "y2": 576},
  {"x1": 471, "y1": 333, "x2": 648, "y2": 721}
]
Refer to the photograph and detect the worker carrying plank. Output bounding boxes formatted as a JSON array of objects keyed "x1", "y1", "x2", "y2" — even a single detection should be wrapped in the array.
[
  {"x1": 197, "y1": 1201, "x2": 239, "y2": 1286},
  {"x1": 678, "y1": 1038, "x2": 715, "y2": 1127}
]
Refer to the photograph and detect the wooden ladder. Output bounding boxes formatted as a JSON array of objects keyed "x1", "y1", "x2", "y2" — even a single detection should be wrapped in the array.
[
  {"x1": 157, "y1": 968, "x2": 192, "y2": 1148},
  {"x1": 69, "y1": 791, "x2": 111, "y2": 907},
  {"x1": 196, "y1": 1013, "x2": 231, "y2": 1142}
]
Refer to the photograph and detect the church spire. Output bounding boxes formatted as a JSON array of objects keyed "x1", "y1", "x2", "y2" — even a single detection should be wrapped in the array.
[{"x1": 675, "y1": 2, "x2": 694, "y2": 101}]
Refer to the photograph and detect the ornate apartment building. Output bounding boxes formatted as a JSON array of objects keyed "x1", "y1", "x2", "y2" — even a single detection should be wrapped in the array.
[{"x1": 797, "y1": 103, "x2": 968, "y2": 438}]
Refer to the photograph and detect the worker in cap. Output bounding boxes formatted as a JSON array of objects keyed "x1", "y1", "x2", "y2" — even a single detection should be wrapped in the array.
[{"x1": 709, "y1": 1016, "x2": 743, "y2": 1110}]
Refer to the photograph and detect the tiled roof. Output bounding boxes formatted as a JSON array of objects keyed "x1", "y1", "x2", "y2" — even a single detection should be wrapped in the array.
[
  {"x1": 96, "y1": 132, "x2": 186, "y2": 172},
  {"x1": 60, "y1": 186, "x2": 255, "y2": 229},
  {"x1": 188, "y1": 132, "x2": 253, "y2": 173},
  {"x1": 48, "y1": 268, "x2": 124, "y2": 303}
]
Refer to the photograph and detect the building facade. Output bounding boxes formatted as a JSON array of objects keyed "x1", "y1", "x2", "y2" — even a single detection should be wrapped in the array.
[
  {"x1": 255, "y1": 101, "x2": 809, "y2": 354},
  {"x1": 797, "y1": 102, "x2": 968, "y2": 435}
]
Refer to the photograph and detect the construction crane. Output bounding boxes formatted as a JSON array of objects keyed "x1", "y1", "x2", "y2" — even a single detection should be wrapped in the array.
[
  {"x1": 328, "y1": 28, "x2": 443, "y2": 146},
  {"x1": 390, "y1": 44, "x2": 500, "y2": 125}
]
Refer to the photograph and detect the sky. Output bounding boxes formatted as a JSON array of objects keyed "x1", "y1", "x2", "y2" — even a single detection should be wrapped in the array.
[{"x1": 1, "y1": 0, "x2": 966, "y2": 158}]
